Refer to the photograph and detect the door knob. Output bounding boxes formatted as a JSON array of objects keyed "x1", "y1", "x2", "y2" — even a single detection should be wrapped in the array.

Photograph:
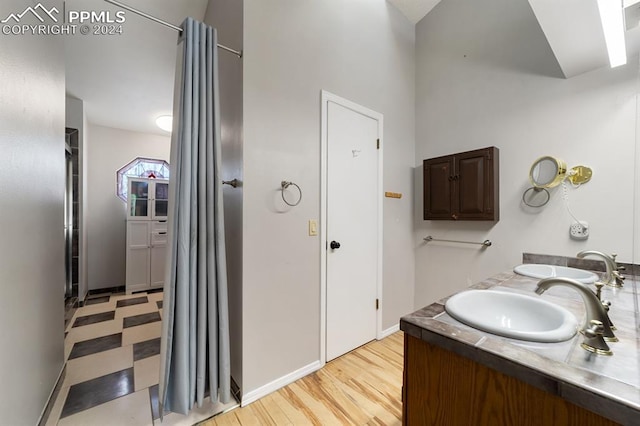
[{"x1": 330, "y1": 241, "x2": 341, "y2": 250}]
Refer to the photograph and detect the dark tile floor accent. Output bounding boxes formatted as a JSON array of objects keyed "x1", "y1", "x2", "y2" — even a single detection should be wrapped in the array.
[
  {"x1": 85, "y1": 296, "x2": 110, "y2": 306},
  {"x1": 149, "y1": 385, "x2": 161, "y2": 420},
  {"x1": 123, "y1": 312, "x2": 161, "y2": 328},
  {"x1": 231, "y1": 378, "x2": 241, "y2": 402},
  {"x1": 116, "y1": 296, "x2": 148, "y2": 308},
  {"x1": 133, "y1": 337, "x2": 161, "y2": 361},
  {"x1": 87, "y1": 286, "x2": 125, "y2": 297},
  {"x1": 72, "y1": 311, "x2": 115, "y2": 328},
  {"x1": 69, "y1": 333, "x2": 122, "y2": 360},
  {"x1": 61, "y1": 368, "x2": 135, "y2": 418},
  {"x1": 148, "y1": 385, "x2": 171, "y2": 420},
  {"x1": 157, "y1": 300, "x2": 163, "y2": 309}
]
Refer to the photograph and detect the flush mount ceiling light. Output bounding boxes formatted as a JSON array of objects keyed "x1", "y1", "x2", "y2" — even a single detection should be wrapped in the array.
[
  {"x1": 597, "y1": 0, "x2": 627, "y2": 67},
  {"x1": 156, "y1": 115, "x2": 173, "y2": 132}
]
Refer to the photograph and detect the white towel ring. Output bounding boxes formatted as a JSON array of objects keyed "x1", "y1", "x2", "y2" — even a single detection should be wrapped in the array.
[{"x1": 281, "y1": 181, "x2": 302, "y2": 206}]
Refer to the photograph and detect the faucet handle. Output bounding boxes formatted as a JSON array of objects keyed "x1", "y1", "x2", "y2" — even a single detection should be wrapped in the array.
[
  {"x1": 581, "y1": 320, "x2": 613, "y2": 355},
  {"x1": 612, "y1": 271, "x2": 625, "y2": 287},
  {"x1": 584, "y1": 320, "x2": 604, "y2": 339},
  {"x1": 600, "y1": 300, "x2": 617, "y2": 331},
  {"x1": 593, "y1": 281, "x2": 604, "y2": 301}
]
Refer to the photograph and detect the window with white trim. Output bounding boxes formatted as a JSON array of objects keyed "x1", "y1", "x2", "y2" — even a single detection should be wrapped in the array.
[{"x1": 116, "y1": 157, "x2": 170, "y2": 202}]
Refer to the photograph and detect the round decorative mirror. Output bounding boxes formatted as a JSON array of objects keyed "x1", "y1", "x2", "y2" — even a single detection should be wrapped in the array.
[
  {"x1": 529, "y1": 156, "x2": 567, "y2": 188},
  {"x1": 522, "y1": 187, "x2": 550, "y2": 207}
]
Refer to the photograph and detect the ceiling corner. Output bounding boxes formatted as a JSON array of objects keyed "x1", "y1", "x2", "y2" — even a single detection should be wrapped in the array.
[{"x1": 386, "y1": 0, "x2": 442, "y2": 25}]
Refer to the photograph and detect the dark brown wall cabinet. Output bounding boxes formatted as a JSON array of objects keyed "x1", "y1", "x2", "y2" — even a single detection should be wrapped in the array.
[{"x1": 423, "y1": 146, "x2": 499, "y2": 221}]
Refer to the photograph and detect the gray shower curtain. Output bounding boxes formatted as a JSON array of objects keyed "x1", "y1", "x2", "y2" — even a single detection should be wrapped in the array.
[{"x1": 159, "y1": 17, "x2": 231, "y2": 415}]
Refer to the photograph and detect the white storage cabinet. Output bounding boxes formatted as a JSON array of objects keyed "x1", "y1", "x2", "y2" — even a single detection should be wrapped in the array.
[{"x1": 126, "y1": 178, "x2": 169, "y2": 294}]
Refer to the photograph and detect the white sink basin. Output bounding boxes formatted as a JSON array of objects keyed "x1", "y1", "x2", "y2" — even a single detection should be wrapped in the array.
[
  {"x1": 514, "y1": 264, "x2": 598, "y2": 284},
  {"x1": 445, "y1": 290, "x2": 578, "y2": 342}
]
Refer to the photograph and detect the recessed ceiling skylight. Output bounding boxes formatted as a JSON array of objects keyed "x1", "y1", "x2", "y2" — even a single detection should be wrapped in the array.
[{"x1": 597, "y1": 0, "x2": 627, "y2": 67}]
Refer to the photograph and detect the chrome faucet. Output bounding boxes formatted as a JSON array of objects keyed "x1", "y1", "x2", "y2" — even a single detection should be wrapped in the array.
[
  {"x1": 576, "y1": 250, "x2": 619, "y2": 287},
  {"x1": 535, "y1": 278, "x2": 617, "y2": 355},
  {"x1": 576, "y1": 250, "x2": 619, "y2": 329}
]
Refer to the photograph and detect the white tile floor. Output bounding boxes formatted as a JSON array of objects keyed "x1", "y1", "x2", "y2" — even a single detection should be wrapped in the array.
[
  {"x1": 46, "y1": 290, "x2": 237, "y2": 425},
  {"x1": 65, "y1": 346, "x2": 133, "y2": 386}
]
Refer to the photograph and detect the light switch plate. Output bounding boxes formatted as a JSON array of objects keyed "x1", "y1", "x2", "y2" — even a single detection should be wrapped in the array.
[{"x1": 309, "y1": 220, "x2": 318, "y2": 236}]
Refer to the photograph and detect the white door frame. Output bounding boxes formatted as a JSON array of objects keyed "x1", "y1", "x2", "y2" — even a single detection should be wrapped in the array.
[{"x1": 319, "y1": 90, "x2": 383, "y2": 366}]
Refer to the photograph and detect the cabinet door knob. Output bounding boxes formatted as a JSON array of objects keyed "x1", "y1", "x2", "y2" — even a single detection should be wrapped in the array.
[
  {"x1": 330, "y1": 241, "x2": 341, "y2": 250},
  {"x1": 452, "y1": 214, "x2": 458, "y2": 220}
]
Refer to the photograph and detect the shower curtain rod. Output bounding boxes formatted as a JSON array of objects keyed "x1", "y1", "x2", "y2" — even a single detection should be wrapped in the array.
[{"x1": 103, "y1": 0, "x2": 243, "y2": 58}]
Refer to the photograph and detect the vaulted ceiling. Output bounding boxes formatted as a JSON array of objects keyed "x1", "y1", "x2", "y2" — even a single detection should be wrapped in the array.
[
  {"x1": 67, "y1": 0, "x2": 640, "y2": 137},
  {"x1": 527, "y1": 0, "x2": 640, "y2": 77},
  {"x1": 389, "y1": 0, "x2": 640, "y2": 78}
]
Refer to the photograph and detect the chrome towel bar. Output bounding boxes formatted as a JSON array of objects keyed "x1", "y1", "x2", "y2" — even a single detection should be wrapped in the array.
[{"x1": 423, "y1": 236, "x2": 492, "y2": 247}]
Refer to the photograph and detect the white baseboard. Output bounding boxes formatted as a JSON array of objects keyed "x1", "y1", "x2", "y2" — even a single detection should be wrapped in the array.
[
  {"x1": 380, "y1": 323, "x2": 399, "y2": 339},
  {"x1": 241, "y1": 360, "x2": 322, "y2": 407}
]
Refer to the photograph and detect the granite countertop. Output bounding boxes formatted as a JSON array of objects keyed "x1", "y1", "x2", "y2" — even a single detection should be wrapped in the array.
[{"x1": 400, "y1": 268, "x2": 640, "y2": 426}]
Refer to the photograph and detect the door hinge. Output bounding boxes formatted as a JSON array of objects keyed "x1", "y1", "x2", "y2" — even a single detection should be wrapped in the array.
[
  {"x1": 376, "y1": 139, "x2": 380, "y2": 150},
  {"x1": 376, "y1": 299, "x2": 379, "y2": 310}
]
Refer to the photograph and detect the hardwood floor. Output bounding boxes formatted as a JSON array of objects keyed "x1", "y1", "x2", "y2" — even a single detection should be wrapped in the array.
[{"x1": 202, "y1": 332, "x2": 404, "y2": 426}]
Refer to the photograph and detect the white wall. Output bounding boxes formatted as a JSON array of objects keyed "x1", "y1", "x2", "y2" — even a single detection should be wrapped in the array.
[
  {"x1": 0, "y1": 5, "x2": 66, "y2": 422},
  {"x1": 204, "y1": 0, "x2": 244, "y2": 391},
  {"x1": 86, "y1": 124, "x2": 170, "y2": 290},
  {"x1": 414, "y1": 0, "x2": 639, "y2": 307},
  {"x1": 243, "y1": 0, "x2": 415, "y2": 396},
  {"x1": 66, "y1": 96, "x2": 88, "y2": 301}
]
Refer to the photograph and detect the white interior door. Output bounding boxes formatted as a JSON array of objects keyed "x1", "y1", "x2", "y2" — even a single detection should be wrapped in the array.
[{"x1": 326, "y1": 99, "x2": 380, "y2": 362}]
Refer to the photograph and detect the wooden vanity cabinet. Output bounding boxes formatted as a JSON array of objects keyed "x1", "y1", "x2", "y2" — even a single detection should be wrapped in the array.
[
  {"x1": 423, "y1": 146, "x2": 499, "y2": 221},
  {"x1": 403, "y1": 334, "x2": 617, "y2": 425}
]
